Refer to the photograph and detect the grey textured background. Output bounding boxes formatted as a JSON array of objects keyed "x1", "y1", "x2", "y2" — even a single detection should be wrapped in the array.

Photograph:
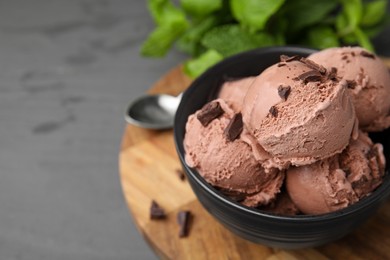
[
  {"x1": 0, "y1": 1, "x2": 389, "y2": 259},
  {"x1": 0, "y1": 0, "x2": 185, "y2": 259}
]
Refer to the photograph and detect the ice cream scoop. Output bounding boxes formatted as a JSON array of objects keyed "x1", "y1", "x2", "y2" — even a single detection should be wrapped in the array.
[
  {"x1": 309, "y1": 47, "x2": 390, "y2": 132},
  {"x1": 242, "y1": 58, "x2": 357, "y2": 169},
  {"x1": 286, "y1": 131, "x2": 386, "y2": 215},
  {"x1": 184, "y1": 99, "x2": 284, "y2": 207},
  {"x1": 218, "y1": 77, "x2": 256, "y2": 112}
]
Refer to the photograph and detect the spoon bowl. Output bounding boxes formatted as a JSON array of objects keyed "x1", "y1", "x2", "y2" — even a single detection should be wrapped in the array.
[{"x1": 125, "y1": 93, "x2": 182, "y2": 129}]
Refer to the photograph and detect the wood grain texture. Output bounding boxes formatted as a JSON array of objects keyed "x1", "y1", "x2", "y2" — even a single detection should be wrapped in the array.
[{"x1": 120, "y1": 59, "x2": 390, "y2": 259}]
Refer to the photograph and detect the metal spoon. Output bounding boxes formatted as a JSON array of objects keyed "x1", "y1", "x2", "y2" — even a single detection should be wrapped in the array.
[{"x1": 125, "y1": 93, "x2": 182, "y2": 129}]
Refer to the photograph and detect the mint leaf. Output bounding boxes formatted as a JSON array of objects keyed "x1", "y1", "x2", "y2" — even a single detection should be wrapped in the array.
[
  {"x1": 180, "y1": 0, "x2": 222, "y2": 18},
  {"x1": 176, "y1": 16, "x2": 221, "y2": 56},
  {"x1": 335, "y1": 7, "x2": 376, "y2": 50},
  {"x1": 307, "y1": 26, "x2": 339, "y2": 49},
  {"x1": 201, "y1": 24, "x2": 274, "y2": 57},
  {"x1": 230, "y1": 0, "x2": 285, "y2": 32},
  {"x1": 336, "y1": 11, "x2": 349, "y2": 35},
  {"x1": 148, "y1": 0, "x2": 185, "y2": 26},
  {"x1": 183, "y1": 49, "x2": 223, "y2": 78},
  {"x1": 282, "y1": 0, "x2": 338, "y2": 32},
  {"x1": 147, "y1": 0, "x2": 166, "y2": 25},
  {"x1": 338, "y1": 0, "x2": 363, "y2": 35},
  {"x1": 363, "y1": 21, "x2": 388, "y2": 38},
  {"x1": 141, "y1": 21, "x2": 188, "y2": 57},
  {"x1": 341, "y1": 33, "x2": 358, "y2": 44},
  {"x1": 361, "y1": 0, "x2": 387, "y2": 27},
  {"x1": 142, "y1": 0, "x2": 188, "y2": 57},
  {"x1": 354, "y1": 27, "x2": 374, "y2": 51}
]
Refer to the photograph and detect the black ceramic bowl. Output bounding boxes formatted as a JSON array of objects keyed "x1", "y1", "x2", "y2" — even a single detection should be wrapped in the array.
[{"x1": 174, "y1": 46, "x2": 390, "y2": 249}]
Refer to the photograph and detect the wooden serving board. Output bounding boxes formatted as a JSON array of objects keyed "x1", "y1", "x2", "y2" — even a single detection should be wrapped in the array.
[{"x1": 120, "y1": 60, "x2": 390, "y2": 260}]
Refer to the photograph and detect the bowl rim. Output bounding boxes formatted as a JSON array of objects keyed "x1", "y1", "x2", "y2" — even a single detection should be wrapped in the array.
[{"x1": 174, "y1": 46, "x2": 390, "y2": 222}]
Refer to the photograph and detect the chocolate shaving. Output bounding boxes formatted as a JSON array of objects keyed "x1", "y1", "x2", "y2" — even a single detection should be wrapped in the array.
[
  {"x1": 327, "y1": 67, "x2": 338, "y2": 81},
  {"x1": 278, "y1": 85, "x2": 291, "y2": 100},
  {"x1": 346, "y1": 80, "x2": 357, "y2": 89},
  {"x1": 224, "y1": 113, "x2": 243, "y2": 142},
  {"x1": 197, "y1": 101, "x2": 224, "y2": 126},
  {"x1": 150, "y1": 200, "x2": 166, "y2": 220},
  {"x1": 277, "y1": 62, "x2": 286, "y2": 67},
  {"x1": 269, "y1": 106, "x2": 278, "y2": 117},
  {"x1": 295, "y1": 70, "x2": 322, "y2": 83},
  {"x1": 360, "y1": 50, "x2": 375, "y2": 59},
  {"x1": 280, "y1": 55, "x2": 301, "y2": 62},
  {"x1": 300, "y1": 57, "x2": 327, "y2": 75},
  {"x1": 175, "y1": 169, "x2": 186, "y2": 181},
  {"x1": 177, "y1": 211, "x2": 191, "y2": 238}
]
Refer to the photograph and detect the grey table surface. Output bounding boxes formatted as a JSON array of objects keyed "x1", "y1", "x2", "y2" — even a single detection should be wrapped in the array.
[
  {"x1": 0, "y1": 1, "x2": 184, "y2": 259},
  {"x1": 0, "y1": 1, "x2": 389, "y2": 260}
]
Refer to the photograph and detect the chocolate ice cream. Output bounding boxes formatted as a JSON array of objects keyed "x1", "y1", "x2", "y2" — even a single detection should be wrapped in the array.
[
  {"x1": 286, "y1": 131, "x2": 385, "y2": 215},
  {"x1": 183, "y1": 47, "x2": 387, "y2": 215},
  {"x1": 309, "y1": 47, "x2": 390, "y2": 131},
  {"x1": 184, "y1": 99, "x2": 284, "y2": 207},
  {"x1": 242, "y1": 59, "x2": 357, "y2": 170},
  {"x1": 218, "y1": 77, "x2": 255, "y2": 113}
]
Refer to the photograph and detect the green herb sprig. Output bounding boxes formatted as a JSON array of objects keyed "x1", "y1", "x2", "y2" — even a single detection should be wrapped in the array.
[{"x1": 141, "y1": 0, "x2": 389, "y2": 78}]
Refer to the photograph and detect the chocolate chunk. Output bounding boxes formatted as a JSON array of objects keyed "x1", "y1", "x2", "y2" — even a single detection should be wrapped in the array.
[
  {"x1": 280, "y1": 55, "x2": 301, "y2": 62},
  {"x1": 300, "y1": 57, "x2": 327, "y2": 75},
  {"x1": 360, "y1": 50, "x2": 375, "y2": 59},
  {"x1": 177, "y1": 211, "x2": 191, "y2": 238},
  {"x1": 224, "y1": 113, "x2": 243, "y2": 142},
  {"x1": 197, "y1": 101, "x2": 224, "y2": 126},
  {"x1": 346, "y1": 80, "x2": 357, "y2": 89},
  {"x1": 295, "y1": 70, "x2": 322, "y2": 83},
  {"x1": 175, "y1": 169, "x2": 186, "y2": 181},
  {"x1": 150, "y1": 200, "x2": 166, "y2": 220},
  {"x1": 327, "y1": 67, "x2": 338, "y2": 81},
  {"x1": 278, "y1": 85, "x2": 291, "y2": 100},
  {"x1": 269, "y1": 106, "x2": 278, "y2": 117}
]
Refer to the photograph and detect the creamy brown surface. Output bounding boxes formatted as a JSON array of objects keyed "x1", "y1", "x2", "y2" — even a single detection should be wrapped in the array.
[
  {"x1": 309, "y1": 47, "x2": 390, "y2": 131},
  {"x1": 242, "y1": 60, "x2": 356, "y2": 169},
  {"x1": 218, "y1": 77, "x2": 255, "y2": 113},
  {"x1": 286, "y1": 131, "x2": 385, "y2": 215},
  {"x1": 184, "y1": 99, "x2": 284, "y2": 207}
]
